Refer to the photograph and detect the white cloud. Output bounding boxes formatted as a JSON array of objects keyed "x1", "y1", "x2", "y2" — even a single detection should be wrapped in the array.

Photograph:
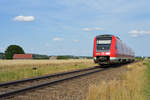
[
  {"x1": 72, "y1": 40, "x2": 80, "y2": 42},
  {"x1": 82, "y1": 27, "x2": 104, "y2": 31},
  {"x1": 13, "y1": 16, "x2": 35, "y2": 22},
  {"x1": 129, "y1": 30, "x2": 150, "y2": 37},
  {"x1": 53, "y1": 37, "x2": 64, "y2": 41}
]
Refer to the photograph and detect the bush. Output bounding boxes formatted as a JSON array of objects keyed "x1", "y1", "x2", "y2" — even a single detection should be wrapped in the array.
[
  {"x1": 57, "y1": 56, "x2": 70, "y2": 60},
  {"x1": 5, "y1": 45, "x2": 25, "y2": 59},
  {"x1": 32, "y1": 54, "x2": 49, "y2": 59}
]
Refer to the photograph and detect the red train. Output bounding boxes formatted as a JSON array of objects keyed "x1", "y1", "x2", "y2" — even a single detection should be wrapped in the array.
[{"x1": 93, "y1": 34, "x2": 135, "y2": 65}]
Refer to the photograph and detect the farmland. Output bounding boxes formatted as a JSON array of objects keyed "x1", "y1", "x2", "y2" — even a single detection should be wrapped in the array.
[{"x1": 0, "y1": 59, "x2": 96, "y2": 82}]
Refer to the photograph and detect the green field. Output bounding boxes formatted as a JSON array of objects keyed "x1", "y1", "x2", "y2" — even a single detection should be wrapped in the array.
[{"x1": 0, "y1": 59, "x2": 96, "y2": 82}]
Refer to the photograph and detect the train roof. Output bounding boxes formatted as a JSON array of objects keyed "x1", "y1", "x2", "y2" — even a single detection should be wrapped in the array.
[
  {"x1": 96, "y1": 34, "x2": 112, "y2": 37},
  {"x1": 96, "y1": 34, "x2": 120, "y2": 40}
]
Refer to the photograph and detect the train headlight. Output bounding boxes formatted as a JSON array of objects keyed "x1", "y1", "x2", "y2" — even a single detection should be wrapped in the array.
[
  {"x1": 96, "y1": 53, "x2": 100, "y2": 55},
  {"x1": 105, "y1": 52, "x2": 110, "y2": 55}
]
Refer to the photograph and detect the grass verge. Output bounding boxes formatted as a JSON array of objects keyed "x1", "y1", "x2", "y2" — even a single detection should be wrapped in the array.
[
  {"x1": 87, "y1": 61, "x2": 148, "y2": 100},
  {"x1": 143, "y1": 59, "x2": 150, "y2": 100}
]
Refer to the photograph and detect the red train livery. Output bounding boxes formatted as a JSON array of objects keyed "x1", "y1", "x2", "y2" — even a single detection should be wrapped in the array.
[{"x1": 93, "y1": 34, "x2": 135, "y2": 65}]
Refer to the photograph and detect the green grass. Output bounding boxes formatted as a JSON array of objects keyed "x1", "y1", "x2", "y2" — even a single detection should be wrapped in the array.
[{"x1": 143, "y1": 60, "x2": 150, "y2": 100}]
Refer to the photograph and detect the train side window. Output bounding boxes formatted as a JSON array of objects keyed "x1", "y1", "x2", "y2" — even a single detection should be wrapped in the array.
[{"x1": 116, "y1": 39, "x2": 118, "y2": 49}]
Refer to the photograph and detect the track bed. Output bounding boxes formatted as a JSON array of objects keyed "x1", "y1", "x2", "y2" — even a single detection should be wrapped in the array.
[{"x1": 1, "y1": 63, "x2": 133, "y2": 100}]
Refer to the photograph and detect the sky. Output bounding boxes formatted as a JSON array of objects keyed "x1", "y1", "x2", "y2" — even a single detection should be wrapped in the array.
[{"x1": 0, "y1": 0, "x2": 150, "y2": 56}]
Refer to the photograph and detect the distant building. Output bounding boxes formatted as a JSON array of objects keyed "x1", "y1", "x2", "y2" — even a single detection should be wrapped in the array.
[
  {"x1": 13, "y1": 54, "x2": 33, "y2": 59},
  {"x1": 49, "y1": 56, "x2": 57, "y2": 60}
]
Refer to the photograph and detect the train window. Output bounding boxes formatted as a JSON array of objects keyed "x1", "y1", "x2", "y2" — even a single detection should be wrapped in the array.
[
  {"x1": 116, "y1": 39, "x2": 118, "y2": 49},
  {"x1": 96, "y1": 38, "x2": 112, "y2": 51},
  {"x1": 96, "y1": 44, "x2": 111, "y2": 51}
]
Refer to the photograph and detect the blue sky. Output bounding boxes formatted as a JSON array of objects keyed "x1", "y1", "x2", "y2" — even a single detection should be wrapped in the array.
[{"x1": 0, "y1": 0, "x2": 150, "y2": 56}]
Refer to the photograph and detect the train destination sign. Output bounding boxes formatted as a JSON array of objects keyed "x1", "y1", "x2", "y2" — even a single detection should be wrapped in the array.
[{"x1": 96, "y1": 40, "x2": 111, "y2": 44}]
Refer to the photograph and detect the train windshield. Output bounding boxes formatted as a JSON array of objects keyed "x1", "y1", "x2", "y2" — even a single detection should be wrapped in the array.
[{"x1": 96, "y1": 40, "x2": 111, "y2": 51}]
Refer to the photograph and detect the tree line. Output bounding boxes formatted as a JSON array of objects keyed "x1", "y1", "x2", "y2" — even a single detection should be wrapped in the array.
[{"x1": 0, "y1": 45, "x2": 93, "y2": 59}]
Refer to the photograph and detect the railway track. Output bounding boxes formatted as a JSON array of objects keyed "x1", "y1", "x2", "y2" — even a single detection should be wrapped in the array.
[{"x1": 0, "y1": 66, "x2": 108, "y2": 99}]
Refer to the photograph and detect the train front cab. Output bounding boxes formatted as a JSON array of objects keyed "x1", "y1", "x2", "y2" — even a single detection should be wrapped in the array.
[{"x1": 93, "y1": 35, "x2": 116, "y2": 65}]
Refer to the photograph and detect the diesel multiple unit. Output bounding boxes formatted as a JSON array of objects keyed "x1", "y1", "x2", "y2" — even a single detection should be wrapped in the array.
[{"x1": 93, "y1": 34, "x2": 135, "y2": 65}]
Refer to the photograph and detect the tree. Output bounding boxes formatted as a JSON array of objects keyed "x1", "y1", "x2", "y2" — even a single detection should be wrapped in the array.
[
  {"x1": 5, "y1": 45, "x2": 25, "y2": 59},
  {"x1": 0, "y1": 53, "x2": 5, "y2": 59}
]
